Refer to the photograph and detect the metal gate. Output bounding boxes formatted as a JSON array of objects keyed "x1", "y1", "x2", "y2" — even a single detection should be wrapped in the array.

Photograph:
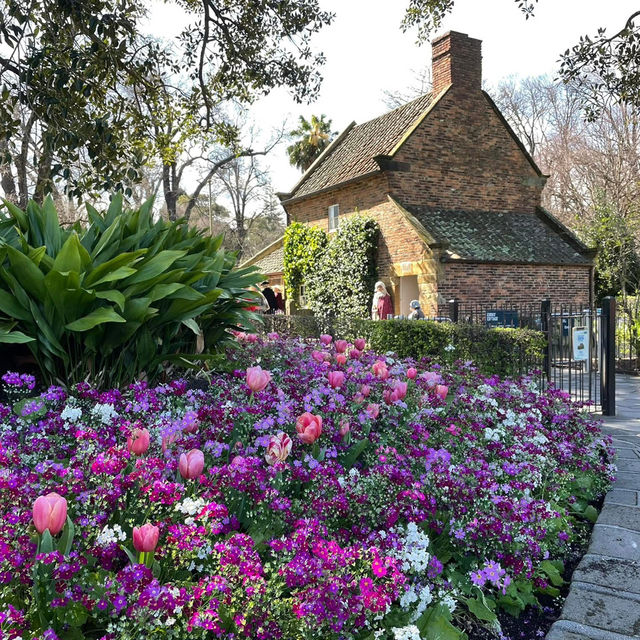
[{"x1": 541, "y1": 298, "x2": 615, "y2": 415}]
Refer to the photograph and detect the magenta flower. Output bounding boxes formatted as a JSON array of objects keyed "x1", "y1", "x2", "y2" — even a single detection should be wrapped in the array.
[
  {"x1": 319, "y1": 334, "x2": 333, "y2": 345},
  {"x1": 354, "y1": 338, "x2": 366, "y2": 351},
  {"x1": 328, "y1": 371, "x2": 345, "y2": 389},
  {"x1": 335, "y1": 339, "x2": 348, "y2": 353}
]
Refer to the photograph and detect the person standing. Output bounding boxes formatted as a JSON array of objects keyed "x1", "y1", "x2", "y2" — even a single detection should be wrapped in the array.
[
  {"x1": 372, "y1": 281, "x2": 393, "y2": 320},
  {"x1": 261, "y1": 282, "x2": 278, "y2": 314},
  {"x1": 408, "y1": 299, "x2": 425, "y2": 320}
]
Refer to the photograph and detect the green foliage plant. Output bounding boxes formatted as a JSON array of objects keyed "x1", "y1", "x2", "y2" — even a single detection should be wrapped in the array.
[
  {"x1": 306, "y1": 215, "x2": 379, "y2": 319},
  {"x1": 0, "y1": 194, "x2": 262, "y2": 386},
  {"x1": 283, "y1": 222, "x2": 327, "y2": 299}
]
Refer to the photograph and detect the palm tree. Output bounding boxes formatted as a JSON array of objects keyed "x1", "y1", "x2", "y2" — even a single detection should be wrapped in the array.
[{"x1": 287, "y1": 114, "x2": 335, "y2": 172}]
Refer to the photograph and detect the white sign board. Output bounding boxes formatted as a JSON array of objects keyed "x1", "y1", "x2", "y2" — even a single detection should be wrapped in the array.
[{"x1": 572, "y1": 326, "x2": 589, "y2": 361}]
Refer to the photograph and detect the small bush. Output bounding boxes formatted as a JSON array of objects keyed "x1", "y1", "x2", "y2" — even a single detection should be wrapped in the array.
[
  {"x1": 262, "y1": 316, "x2": 546, "y2": 378},
  {"x1": 0, "y1": 194, "x2": 261, "y2": 386}
]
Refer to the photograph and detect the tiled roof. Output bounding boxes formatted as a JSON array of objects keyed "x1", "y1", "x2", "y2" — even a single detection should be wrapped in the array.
[
  {"x1": 291, "y1": 93, "x2": 433, "y2": 198},
  {"x1": 242, "y1": 238, "x2": 285, "y2": 275},
  {"x1": 401, "y1": 205, "x2": 592, "y2": 265}
]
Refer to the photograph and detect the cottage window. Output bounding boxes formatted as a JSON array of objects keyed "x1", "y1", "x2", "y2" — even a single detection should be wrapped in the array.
[
  {"x1": 328, "y1": 204, "x2": 339, "y2": 231},
  {"x1": 298, "y1": 284, "x2": 307, "y2": 307}
]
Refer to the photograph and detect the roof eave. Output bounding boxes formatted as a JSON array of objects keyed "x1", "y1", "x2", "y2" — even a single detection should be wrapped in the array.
[
  {"x1": 239, "y1": 235, "x2": 285, "y2": 269},
  {"x1": 535, "y1": 206, "x2": 597, "y2": 257},
  {"x1": 280, "y1": 170, "x2": 383, "y2": 206},
  {"x1": 440, "y1": 256, "x2": 594, "y2": 266}
]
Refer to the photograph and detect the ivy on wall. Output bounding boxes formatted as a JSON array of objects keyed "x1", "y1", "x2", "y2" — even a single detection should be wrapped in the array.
[
  {"x1": 283, "y1": 222, "x2": 327, "y2": 299},
  {"x1": 283, "y1": 215, "x2": 380, "y2": 319}
]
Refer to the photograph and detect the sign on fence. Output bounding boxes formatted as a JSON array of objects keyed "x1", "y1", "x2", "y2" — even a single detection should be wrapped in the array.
[
  {"x1": 485, "y1": 309, "x2": 519, "y2": 328},
  {"x1": 572, "y1": 326, "x2": 589, "y2": 361}
]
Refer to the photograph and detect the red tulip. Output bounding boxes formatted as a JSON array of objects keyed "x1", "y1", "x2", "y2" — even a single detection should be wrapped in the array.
[
  {"x1": 319, "y1": 334, "x2": 333, "y2": 345},
  {"x1": 127, "y1": 428, "x2": 150, "y2": 455},
  {"x1": 32, "y1": 492, "x2": 67, "y2": 535},
  {"x1": 328, "y1": 371, "x2": 345, "y2": 389},
  {"x1": 354, "y1": 338, "x2": 366, "y2": 351},
  {"x1": 312, "y1": 350, "x2": 327, "y2": 363},
  {"x1": 246, "y1": 366, "x2": 272, "y2": 393},
  {"x1": 435, "y1": 385, "x2": 449, "y2": 401},
  {"x1": 295, "y1": 412, "x2": 323, "y2": 444},
  {"x1": 179, "y1": 449, "x2": 205, "y2": 479},
  {"x1": 336, "y1": 354, "x2": 347, "y2": 366},
  {"x1": 265, "y1": 432, "x2": 292, "y2": 465},
  {"x1": 349, "y1": 349, "x2": 361, "y2": 359},
  {"x1": 339, "y1": 419, "x2": 350, "y2": 437},
  {"x1": 335, "y1": 340, "x2": 348, "y2": 353},
  {"x1": 407, "y1": 367, "x2": 417, "y2": 380},
  {"x1": 132, "y1": 523, "x2": 159, "y2": 553}
]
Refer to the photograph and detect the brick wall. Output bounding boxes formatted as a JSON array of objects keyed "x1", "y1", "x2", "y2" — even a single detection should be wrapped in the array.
[
  {"x1": 432, "y1": 31, "x2": 482, "y2": 95},
  {"x1": 388, "y1": 87, "x2": 546, "y2": 213},
  {"x1": 438, "y1": 262, "x2": 592, "y2": 307}
]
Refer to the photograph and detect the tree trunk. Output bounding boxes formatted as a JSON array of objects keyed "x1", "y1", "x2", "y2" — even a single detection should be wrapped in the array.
[
  {"x1": 163, "y1": 163, "x2": 178, "y2": 221},
  {"x1": 0, "y1": 141, "x2": 17, "y2": 202},
  {"x1": 33, "y1": 143, "x2": 53, "y2": 205}
]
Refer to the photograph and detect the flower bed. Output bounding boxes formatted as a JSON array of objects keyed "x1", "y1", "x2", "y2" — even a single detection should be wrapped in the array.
[{"x1": 0, "y1": 335, "x2": 614, "y2": 640}]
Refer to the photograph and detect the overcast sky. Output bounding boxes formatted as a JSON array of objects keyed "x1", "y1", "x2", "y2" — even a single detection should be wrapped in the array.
[{"x1": 146, "y1": 1, "x2": 638, "y2": 210}]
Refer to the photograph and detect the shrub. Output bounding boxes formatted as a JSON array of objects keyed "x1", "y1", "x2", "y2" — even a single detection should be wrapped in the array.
[
  {"x1": 261, "y1": 316, "x2": 546, "y2": 378},
  {"x1": 306, "y1": 215, "x2": 379, "y2": 319},
  {"x1": 282, "y1": 222, "x2": 327, "y2": 299},
  {"x1": 0, "y1": 194, "x2": 261, "y2": 386}
]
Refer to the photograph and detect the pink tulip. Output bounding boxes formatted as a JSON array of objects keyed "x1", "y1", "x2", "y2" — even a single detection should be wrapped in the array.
[
  {"x1": 265, "y1": 432, "x2": 292, "y2": 465},
  {"x1": 360, "y1": 384, "x2": 371, "y2": 397},
  {"x1": 336, "y1": 354, "x2": 347, "y2": 366},
  {"x1": 246, "y1": 334, "x2": 259, "y2": 343},
  {"x1": 132, "y1": 523, "x2": 159, "y2": 553},
  {"x1": 127, "y1": 428, "x2": 150, "y2": 456},
  {"x1": 328, "y1": 371, "x2": 345, "y2": 389},
  {"x1": 353, "y1": 392, "x2": 365, "y2": 404},
  {"x1": 295, "y1": 412, "x2": 323, "y2": 444},
  {"x1": 246, "y1": 366, "x2": 271, "y2": 393},
  {"x1": 32, "y1": 492, "x2": 67, "y2": 535},
  {"x1": 267, "y1": 332, "x2": 280, "y2": 340},
  {"x1": 335, "y1": 340, "x2": 348, "y2": 353},
  {"x1": 372, "y1": 360, "x2": 390, "y2": 380},
  {"x1": 319, "y1": 334, "x2": 333, "y2": 346},
  {"x1": 349, "y1": 349, "x2": 361, "y2": 359},
  {"x1": 384, "y1": 380, "x2": 408, "y2": 404},
  {"x1": 435, "y1": 385, "x2": 449, "y2": 401},
  {"x1": 421, "y1": 371, "x2": 442, "y2": 387},
  {"x1": 179, "y1": 448, "x2": 205, "y2": 480},
  {"x1": 339, "y1": 419, "x2": 350, "y2": 437},
  {"x1": 354, "y1": 338, "x2": 366, "y2": 351},
  {"x1": 407, "y1": 367, "x2": 417, "y2": 380},
  {"x1": 235, "y1": 331, "x2": 247, "y2": 341},
  {"x1": 365, "y1": 403, "x2": 380, "y2": 420},
  {"x1": 312, "y1": 350, "x2": 327, "y2": 364}
]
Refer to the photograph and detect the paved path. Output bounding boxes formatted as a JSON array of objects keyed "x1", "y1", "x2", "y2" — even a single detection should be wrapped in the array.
[{"x1": 547, "y1": 375, "x2": 640, "y2": 639}]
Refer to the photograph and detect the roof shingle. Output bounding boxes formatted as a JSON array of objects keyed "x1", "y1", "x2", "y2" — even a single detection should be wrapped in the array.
[
  {"x1": 291, "y1": 93, "x2": 433, "y2": 198},
  {"x1": 401, "y1": 205, "x2": 592, "y2": 265}
]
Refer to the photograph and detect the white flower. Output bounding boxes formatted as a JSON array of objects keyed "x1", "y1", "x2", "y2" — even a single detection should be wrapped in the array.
[
  {"x1": 60, "y1": 404, "x2": 82, "y2": 423},
  {"x1": 444, "y1": 343, "x2": 455, "y2": 352},
  {"x1": 392, "y1": 624, "x2": 421, "y2": 640},
  {"x1": 91, "y1": 403, "x2": 118, "y2": 425},
  {"x1": 484, "y1": 428, "x2": 503, "y2": 442},
  {"x1": 96, "y1": 524, "x2": 126, "y2": 546}
]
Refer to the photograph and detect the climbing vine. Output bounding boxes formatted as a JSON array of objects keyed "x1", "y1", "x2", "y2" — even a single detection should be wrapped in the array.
[{"x1": 283, "y1": 222, "x2": 327, "y2": 299}]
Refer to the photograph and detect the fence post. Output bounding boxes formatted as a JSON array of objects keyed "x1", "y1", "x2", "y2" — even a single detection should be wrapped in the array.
[
  {"x1": 449, "y1": 298, "x2": 459, "y2": 323},
  {"x1": 600, "y1": 296, "x2": 616, "y2": 416},
  {"x1": 540, "y1": 299, "x2": 552, "y2": 382}
]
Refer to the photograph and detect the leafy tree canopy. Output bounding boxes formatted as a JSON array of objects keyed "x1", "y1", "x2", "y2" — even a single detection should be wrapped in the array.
[{"x1": 401, "y1": 1, "x2": 640, "y2": 119}]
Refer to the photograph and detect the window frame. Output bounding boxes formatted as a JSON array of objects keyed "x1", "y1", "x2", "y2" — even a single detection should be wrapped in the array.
[{"x1": 328, "y1": 204, "x2": 339, "y2": 232}]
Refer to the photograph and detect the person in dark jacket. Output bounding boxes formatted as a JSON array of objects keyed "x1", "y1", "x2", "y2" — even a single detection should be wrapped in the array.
[{"x1": 261, "y1": 282, "x2": 278, "y2": 314}]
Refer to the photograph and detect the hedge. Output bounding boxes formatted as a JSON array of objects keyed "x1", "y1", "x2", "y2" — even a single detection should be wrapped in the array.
[{"x1": 259, "y1": 315, "x2": 546, "y2": 379}]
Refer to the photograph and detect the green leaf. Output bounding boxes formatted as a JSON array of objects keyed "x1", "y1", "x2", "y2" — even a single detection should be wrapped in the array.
[
  {"x1": 57, "y1": 516, "x2": 75, "y2": 557},
  {"x1": 465, "y1": 591, "x2": 497, "y2": 622},
  {"x1": 583, "y1": 505, "x2": 599, "y2": 523},
  {"x1": 52, "y1": 233, "x2": 91, "y2": 273},
  {"x1": 540, "y1": 560, "x2": 564, "y2": 586},
  {"x1": 65, "y1": 307, "x2": 126, "y2": 332},
  {"x1": 94, "y1": 289, "x2": 126, "y2": 312},
  {"x1": 120, "y1": 545, "x2": 137, "y2": 565},
  {"x1": 39, "y1": 529, "x2": 54, "y2": 554},
  {"x1": 6, "y1": 246, "x2": 45, "y2": 298},
  {"x1": 416, "y1": 603, "x2": 464, "y2": 640},
  {"x1": 339, "y1": 438, "x2": 370, "y2": 469},
  {"x1": 0, "y1": 328, "x2": 34, "y2": 343},
  {"x1": 124, "y1": 250, "x2": 187, "y2": 285}
]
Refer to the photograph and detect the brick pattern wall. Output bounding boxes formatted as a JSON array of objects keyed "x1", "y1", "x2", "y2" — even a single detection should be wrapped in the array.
[
  {"x1": 432, "y1": 31, "x2": 482, "y2": 95},
  {"x1": 438, "y1": 263, "x2": 592, "y2": 307},
  {"x1": 388, "y1": 87, "x2": 545, "y2": 213}
]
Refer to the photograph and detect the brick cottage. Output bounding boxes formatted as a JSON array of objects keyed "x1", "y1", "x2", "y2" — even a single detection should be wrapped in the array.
[{"x1": 248, "y1": 31, "x2": 595, "y2": 316}]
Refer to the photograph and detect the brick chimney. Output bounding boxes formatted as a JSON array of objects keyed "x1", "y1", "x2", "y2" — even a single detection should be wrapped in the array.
[{"x1": 431, "y1": 31, "x2": 482, "y2": 95}]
